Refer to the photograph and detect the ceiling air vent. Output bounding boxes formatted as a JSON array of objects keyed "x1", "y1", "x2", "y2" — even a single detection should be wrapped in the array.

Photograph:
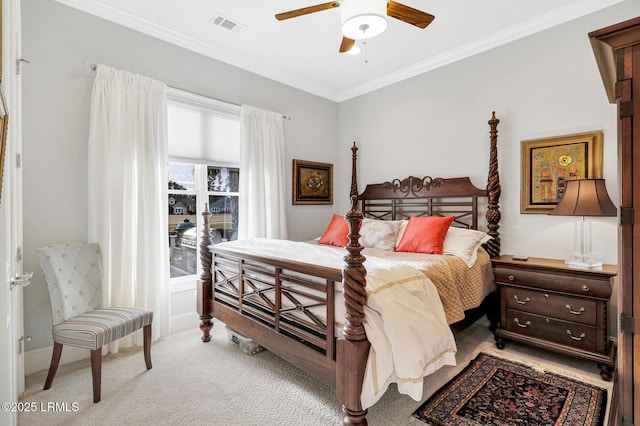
[{"x1": 209, "y1": 13, "x2": 245, "y2": 33}]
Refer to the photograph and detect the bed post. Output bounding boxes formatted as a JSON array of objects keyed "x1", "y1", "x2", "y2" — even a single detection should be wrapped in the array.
[
  {"x1": 337, "y1": 142, "x2": 369, "y2": 426},
  {"x1": 337, "y1": 197, "x2": 369, "y2": 426},
  {"x1": 485, "y1": 112, "x2": 501, "y2": 258},
  {"x1": 197, "y1": 203, "x2": 214, "y2": 342},
  {"x1": 350, "y1": 142, "x2": 358, "y2": 198}
]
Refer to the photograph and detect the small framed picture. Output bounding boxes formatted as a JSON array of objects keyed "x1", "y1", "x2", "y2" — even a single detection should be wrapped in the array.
[
  {"x1": 521, "y1": 131, "x2": 603, "y2": 214},
  {"x1": 292, "y1": 159, "x2": 333, "y2": 205}
]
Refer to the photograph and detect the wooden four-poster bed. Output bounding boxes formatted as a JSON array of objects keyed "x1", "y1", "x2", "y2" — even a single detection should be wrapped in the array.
[{"x1": 196, "y1": 112, "x2": 502, "y2": 425}]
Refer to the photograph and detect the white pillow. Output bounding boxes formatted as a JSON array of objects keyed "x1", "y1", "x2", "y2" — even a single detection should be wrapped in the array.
[
  {"x1": 359, "y1": 218, "x2": 401, "y2": 251},
  {"x1": 442, "y1": 226, "x2": 492, "y2": 267}
]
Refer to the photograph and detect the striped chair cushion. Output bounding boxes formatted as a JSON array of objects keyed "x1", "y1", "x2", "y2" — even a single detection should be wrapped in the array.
[{"x1": 52, "y1": 308, "x2": 153, "y2": 350}]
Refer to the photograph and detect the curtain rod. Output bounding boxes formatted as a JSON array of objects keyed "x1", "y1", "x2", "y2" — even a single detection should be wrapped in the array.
[{"x1": 83, "y1": 61, "x2": 291, "y2": 120}]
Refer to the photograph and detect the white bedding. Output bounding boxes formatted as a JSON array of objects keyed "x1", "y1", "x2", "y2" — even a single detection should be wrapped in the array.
[
  {"x1": 212, "y1": 238, "x2": 457, "y2": 408},
  {"x1": 360, "y1": 263, "x2": 455, "y2": 408}
]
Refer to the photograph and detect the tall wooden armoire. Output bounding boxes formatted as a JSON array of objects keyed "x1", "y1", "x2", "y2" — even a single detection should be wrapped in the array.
[{"x1": 590, "y1": 17, "x2": 640, "y2": 426}]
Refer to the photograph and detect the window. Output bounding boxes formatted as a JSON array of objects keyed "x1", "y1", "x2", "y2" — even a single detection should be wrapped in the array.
[{"x1": 166, "y1": 89, "x2": 240, "y2": 279}]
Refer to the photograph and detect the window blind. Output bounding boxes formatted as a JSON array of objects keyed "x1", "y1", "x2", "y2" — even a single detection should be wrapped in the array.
[{"x1": 167, "y1": 87, "x2": 240, "y2": 164}]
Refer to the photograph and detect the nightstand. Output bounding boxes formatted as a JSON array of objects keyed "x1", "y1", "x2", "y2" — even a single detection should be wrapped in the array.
[{"x1": 492, "y1": 255, "x2": 617, "y2": 381}]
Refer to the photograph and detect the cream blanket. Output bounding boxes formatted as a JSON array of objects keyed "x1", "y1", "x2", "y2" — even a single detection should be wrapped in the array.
[{"x1": 361, "y1": 263, "x2": 456, "y2": 409}]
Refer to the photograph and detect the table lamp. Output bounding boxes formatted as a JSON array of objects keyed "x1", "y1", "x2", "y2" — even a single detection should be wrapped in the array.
[{"x1": 548, "y1": 178, "x2": 616, "y2": 267}]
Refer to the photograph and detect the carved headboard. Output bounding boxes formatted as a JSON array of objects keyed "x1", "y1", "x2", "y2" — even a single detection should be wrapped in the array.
[{"x1": 357, "y1": 175, "x2": 487, "y2": 230}]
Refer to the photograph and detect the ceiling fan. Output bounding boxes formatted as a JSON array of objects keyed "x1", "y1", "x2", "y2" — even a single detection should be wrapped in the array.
[{"x1": 275, "y1": 0, "x2": 435, "y2": 53}]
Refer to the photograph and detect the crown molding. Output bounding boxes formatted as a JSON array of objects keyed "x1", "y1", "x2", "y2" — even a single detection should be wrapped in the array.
[
  {"x1": 55, "y1": 0, "x2": 623, "y2": 103},
  {"x1": 53, "y1": 0, "x2": 341, "y2": 101},
  {"x1": 336, "y1": 0, "x2": 625, "y2": 101}
]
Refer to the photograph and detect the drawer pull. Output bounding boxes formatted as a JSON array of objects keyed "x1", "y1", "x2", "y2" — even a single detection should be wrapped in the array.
[
  {"x1": 566, "y1": 330, "x2": 586, "y2": 341},
  {"x1": 513, "y1": 295, "x2": 530, "y2": 305},
  {"x1": 582, "y1": 285, "x2": 590, "y2": 292},
  {"x1": 514, "y1": 318, "x2": 531, "y2": 328},
  {"x1": 508, "y1": 274, "x2": 516, "y2": 281},
  {"x1": 565, "y1": 305, "x2": 585, "y2": 315}
]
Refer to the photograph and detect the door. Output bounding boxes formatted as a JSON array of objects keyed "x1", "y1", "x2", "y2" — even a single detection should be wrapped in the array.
[
  {"x1": 590, "y1": 16, "x2": 640, "y2": 425},
  {"x1": 0, "y1": 1, "x2": 25, "y2": 425}
]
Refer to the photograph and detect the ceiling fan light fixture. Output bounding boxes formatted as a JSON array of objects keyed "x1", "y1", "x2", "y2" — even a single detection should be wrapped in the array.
[{"x1": 340, "y1": 0, "x2": 388, "y2": 40}]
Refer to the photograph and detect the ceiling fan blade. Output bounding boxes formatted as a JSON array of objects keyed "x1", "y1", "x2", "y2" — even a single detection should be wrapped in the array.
[
  {"x1": 339, "y1": 37, "x2": 355, "y2": 53},
  {"x1": 275, "y1": 2, "x2": 340, "y2": 21},
  {"x1": 386, "y1": 1, "x2": 435, "y2": 29}
]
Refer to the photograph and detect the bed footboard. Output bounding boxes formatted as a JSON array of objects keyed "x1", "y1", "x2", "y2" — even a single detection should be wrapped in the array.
[
  {"x1": 213, "y1": 248, "x2": 343, "y2": 385},
  {"x1": 197, "y1": 204, "x2": 345, "y2": 386}
]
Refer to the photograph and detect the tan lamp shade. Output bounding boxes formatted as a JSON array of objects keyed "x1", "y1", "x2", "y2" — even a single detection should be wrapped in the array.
[{"x1": 548, "y1": 179, "x2": 617, "y2": 217}]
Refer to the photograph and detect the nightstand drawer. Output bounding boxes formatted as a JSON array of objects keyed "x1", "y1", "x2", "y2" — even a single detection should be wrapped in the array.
[
  {"x1": 504, "y1": 287, "x2": 597, "y2": 325},
  {"x1": 505, "y1": 310, "x2": 598, "y2": 352},
  {"x1": 494, "y1": 266, "x2": 611, "y2": 298}
]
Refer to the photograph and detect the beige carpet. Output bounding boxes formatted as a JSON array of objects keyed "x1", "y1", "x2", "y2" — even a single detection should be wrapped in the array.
[{"x1": 19, "y1": 318, "x2": 612, "y2": 425}]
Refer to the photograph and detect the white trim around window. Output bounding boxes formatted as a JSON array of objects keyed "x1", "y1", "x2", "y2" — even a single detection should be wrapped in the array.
[{"x1": 166, "y1": 87, "x2": 241, "y2": 118}]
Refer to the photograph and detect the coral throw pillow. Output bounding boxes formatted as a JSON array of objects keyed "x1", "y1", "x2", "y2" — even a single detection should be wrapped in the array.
[
  {"x1": 395, "y1": 215, "x2": 455, "y2": 254},
  {"x1": 318, "y1": 214, "x2": 350, "y2": 247}
]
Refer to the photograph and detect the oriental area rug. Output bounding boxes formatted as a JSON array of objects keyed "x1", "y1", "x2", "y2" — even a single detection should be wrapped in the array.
[{"x1": 412, "y1": 352, "x2": 607, "y2": 426}]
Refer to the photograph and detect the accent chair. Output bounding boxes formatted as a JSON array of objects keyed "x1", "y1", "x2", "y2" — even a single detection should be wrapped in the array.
[{"x1": 35, "y1": 242, "x2": 153, "y2": 402}]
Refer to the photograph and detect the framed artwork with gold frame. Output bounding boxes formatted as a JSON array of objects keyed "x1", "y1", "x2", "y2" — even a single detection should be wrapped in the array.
[
  {"x1": 292, "y1": 159, "x2": 333, "y2": 205},
  {"x1": 0, "y1": 88, "x2": 8, "y2": 206},
  {"x1": 521, "y1": 131, "x2": 603, "y2": 214}
]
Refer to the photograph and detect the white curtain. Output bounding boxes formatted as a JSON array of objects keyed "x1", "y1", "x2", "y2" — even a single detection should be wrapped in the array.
[
  {"x1": 87, "y1": 64, "x2": 170, "y2": 352},
  {"x1": 239, "y1": 105, "x2": 288, "y2": 240}
]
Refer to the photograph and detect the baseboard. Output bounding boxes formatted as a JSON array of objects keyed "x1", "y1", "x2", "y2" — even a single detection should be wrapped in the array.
[
  {"x1": 25, "y1": 345, "x2": 89, "y2": 375},
  {"x1": 25, "y1": 311, "x2": 201, "y2": 375},
  {"x1": 171, "y1": 311, "x2": 199, "y2": 334}
]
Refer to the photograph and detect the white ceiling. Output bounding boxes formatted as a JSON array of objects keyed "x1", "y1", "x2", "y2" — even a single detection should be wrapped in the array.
[{"x1": 55, "y1": 0, "x2": 623, "y2": 102}]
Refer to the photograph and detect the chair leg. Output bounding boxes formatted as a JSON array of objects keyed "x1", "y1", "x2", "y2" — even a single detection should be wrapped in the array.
[
  {"x1": 90, "y1": 348, "x2": 102, "y2": 403},
  {"x1": 43, "y1": 342, "x2": 63, "y2": 390},
  {"x1": 143, "y1": 324, "x2": 152, "y2": 370}
]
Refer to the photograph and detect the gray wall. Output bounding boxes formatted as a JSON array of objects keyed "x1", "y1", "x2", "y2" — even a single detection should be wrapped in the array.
[{"x1": 22, "y1": 0, "x2": 339, "y2": 351}]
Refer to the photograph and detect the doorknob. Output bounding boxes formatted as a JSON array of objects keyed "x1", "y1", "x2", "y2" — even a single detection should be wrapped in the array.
[
  {"x1": 18, "y1": 336, "x2": 32, "y2": 354},
  {"x1": 10, "y1": 272, "x2": 33, "y2": 290}
]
